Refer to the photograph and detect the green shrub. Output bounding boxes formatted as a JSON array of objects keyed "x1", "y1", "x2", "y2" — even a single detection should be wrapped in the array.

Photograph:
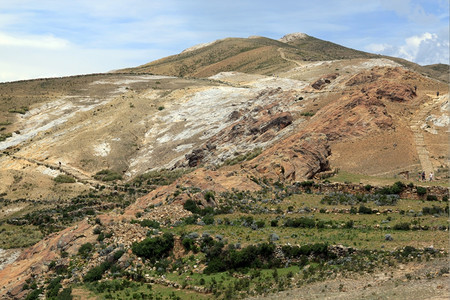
[
  {"x1": 222, "y1": 148, "x2": 262, "y2": 166},
  {"x1": 426, "y1": 195, "x2": 438, "y2": 201},
  {"x1": 78, "y1": 243, "x2": 94, "y2": 258},
  {"x1": 203, "y1": 243, "x2": 278, "y2": 274},
  {"x1": 83, "y1": 262, "x2": 111, "y2": 282},
  {"x1": 282, "y1": 243, "x2": 332, "y2": 259},
  {"x1": 25, "y1": 289, "x2": 42, "y2": 300},
  {"x1": 9, "y1": 106, "x2": 29, "y2": 114},
  {"x1": 113, "y1": 250, "x2": 125, "y2": 261},
  {"x1": 416, "y1": 186, "x2": 427, "y2": 196},
  {"x1": 298, "y1": 181, "x2": 314, "y2": 187},
  {"x1": 57, "y1": 287, "x2": 72, "y2": 300},
  {"x1": 255, "y1": 220, "x2": 265, "y2": 228},
  {"x1": 270, "y1": 219, "x2": 278, "y2": 227},
  {"x1": 377, "y1": 181, "x2": 405, "y2": 195},
  {"x1": 358, "y1": 205, "x2": 373, "y2": 214},
  {"x1": 53, "y1": 175, "x2": 76, "y2": 183},
  {"x1": 202, "y1": 215, "x2": 214, "y2": 225},
  {"x1": 204, "y1": 191, "x2": 215, "y2": 202},
  {"x1": 422, "y1": 206, "x2": 445, "y2": 215},
  {"x1": 93, "y1": 170, "x2": 122, "y2": 182},
  {"x1": 0, "y1": 132, "x2": 12, "y2": 142},
  {"x1": 393, "y1": 222, "x2": 410, "y2": 230},
  {"x1": 183, "y1": 199, "x2": 199, "y2": 214},
  {"x1": 182, "y1": 237, "x2": 196, "y2": 252},
  {"x1": 131, "y1": 233, "x2": 174, "y2": 262},
  {"x1": 46, "y1": 276, "x2": 62, "y2": 298},
  {"x1": 284, "y1": 217, "x2": 315, "y2": 228},
  {"x1": 139, "y1": 219, "x2": 160, "y2": 229}
]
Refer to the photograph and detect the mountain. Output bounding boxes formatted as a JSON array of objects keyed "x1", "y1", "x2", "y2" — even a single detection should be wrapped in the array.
[
  {"x1": 117, "y1": 33, "x2": 377, "y2": 77},
  {"x1": 118, "y1": 33, "x2": 449, "y2": 82},
  {"x1": 0, "y1": 34, "x2": 449, "y2": 299}
]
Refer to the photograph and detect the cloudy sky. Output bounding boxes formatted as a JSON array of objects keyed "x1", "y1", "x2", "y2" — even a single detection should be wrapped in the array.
[{"x1": 0, "y1": 0, "x2": 448, "y2": 82}]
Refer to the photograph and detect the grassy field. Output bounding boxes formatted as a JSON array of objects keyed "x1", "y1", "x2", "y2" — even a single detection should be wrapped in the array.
[{"x1": 15, "y1": 181, "x2": 450, "y2": 300}]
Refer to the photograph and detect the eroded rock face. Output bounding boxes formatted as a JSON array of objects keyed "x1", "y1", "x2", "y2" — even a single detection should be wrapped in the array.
[
  {"x1": 248, "y1": 133, "x2": 331, "y2": 182},
  {"x1": 180, "y1": 88, "x2": 297, "y2": 167},
  {"x1": 311, "y1": 73, "x2": 339, "y2": 90}
]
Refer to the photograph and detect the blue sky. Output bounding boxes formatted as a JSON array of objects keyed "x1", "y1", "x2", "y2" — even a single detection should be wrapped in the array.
[{"x1": 0, "y1": 0, "x2": 448, "y2": 82}]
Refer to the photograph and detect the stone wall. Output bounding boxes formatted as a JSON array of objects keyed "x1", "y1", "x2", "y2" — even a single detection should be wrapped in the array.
[{"x1": 296, "y1": 182, "x2": 448, "y2": 201}]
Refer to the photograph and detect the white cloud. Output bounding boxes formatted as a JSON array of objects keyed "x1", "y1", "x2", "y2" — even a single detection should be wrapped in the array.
[
  {"x1": 365, "y1": 32, "x2": 449, "y2": 65},
  {"x1": 365, "y1": 43, "x2": 392, "y2": 53},
  {"x1": 0, "y1": 32, "x2": 70, "y2": 49},
  {"x1": 398, "y1": 32, "x2": 436, "y2": 62}
]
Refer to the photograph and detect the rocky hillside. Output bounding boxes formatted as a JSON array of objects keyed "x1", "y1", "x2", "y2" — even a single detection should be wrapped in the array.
[{"x1": 0, "y1": 34, "x2": 449, "y2": 299}]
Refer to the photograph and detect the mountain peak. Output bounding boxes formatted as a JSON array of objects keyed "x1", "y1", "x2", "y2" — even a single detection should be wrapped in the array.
[{"x1": 279, "y1": 32, "x2": 308, "y2": 43}]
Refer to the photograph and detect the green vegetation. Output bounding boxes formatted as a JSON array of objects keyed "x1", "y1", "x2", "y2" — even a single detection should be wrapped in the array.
[
  {"x1": 53, "y1": 174, "x2": 76, "y2": 183},
  {"x1": 8, "y1": 106, "x2": 29, "y2": 114},
  {"x1": 78, "y1": 242, "x2": 94, "y2": 258},
  {"x1": 132, "y1": 233, "x2": 174, "y2": 262},
  {"x1": 221, "y1": 148, "x2": 262, "y2": 166},
  {"x1": 300, "y1": 111, "x2": 315, "y2": 117},
  {"x1": 132, "y1": 168, "x2": 193, "y2": 188},
  {"x1": 0, "y1": 132, "x2": 12, "y2": 141},
  {"x1": 93, "y1": 169, "x2": 123, "y2": 181},
  {"x1": 0, "y1": 224, "x2": 43, "y2": 248},
  {"x1": 416, "y1": 186, "x2": 427, "y2": 196},
  {"x1": 83, "y1": 262, "x2": 111, "y2": 282},
  {"x1": 5, "y1": 172, "x2": 449, "y2": 300}
]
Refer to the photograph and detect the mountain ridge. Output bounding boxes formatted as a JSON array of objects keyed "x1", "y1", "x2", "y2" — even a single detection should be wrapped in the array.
[{"x1": 116, "y1": 33, "x2": 449, "y2": 82}]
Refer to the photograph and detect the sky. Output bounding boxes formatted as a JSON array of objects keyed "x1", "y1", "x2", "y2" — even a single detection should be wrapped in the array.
[{"x1": 0, "y1": 0, "x2": 448, "y2": 82}]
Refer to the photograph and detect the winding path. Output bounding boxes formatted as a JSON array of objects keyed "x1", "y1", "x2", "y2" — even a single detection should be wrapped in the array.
[
  {"x1": 8, "y1": 153, "x2": 108, "y2": 188},
  {"x1": 278, "y1": 48, "x2": 303, "y2": 67},
  {"x1": 409, "y1": 94, "x2": 447, "y2": 176}
]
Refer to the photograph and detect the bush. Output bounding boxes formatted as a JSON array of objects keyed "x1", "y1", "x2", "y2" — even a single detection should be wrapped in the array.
[
  {"x1": 393, "y1": 222, "x2": 410, "y2": 230},
  {"x1": 78, "y1": 243, "x2": 94, "y2": 258},
  {"x1": 282, "y1": 243, "x2": 332, "y2": 259},
  {"x1": 182, "y1": 237, "x2": 196, "y2": 252},
  {"x1": 358, "y1": 205, "x2": 373, "y2": 214},
  {"x1": 416, "y1": 186, "x2": 427, "y2": 196},
  {"x1": 426, "y1": 195, "x2": 438, "y2": 201},
  {"x1": 284, "y1": 217, "x2": 315, "y2": 228},
  {"x1": 139, "y1": 219, "x2": 160, "y2": 229},
  {"x1": 203, "y1": 243, "x2": 277, "y2": 274},
  {"x1": 202, "y1": 215, "x2": 214, "y2": 225},
  {"x1": 57, "y1": 287, "x2": 72, "y2": 300},
  {"x1": 183, "y1": 200, "x2": 199, "y2": 214},
  {"x1": 83, "y1": 262, "x2": 111, "y2": 282},
  {"x1": 422, "y1": 205, "x2": 445, "y2": 215},
  {"x1": 204, "y1": 191, "x2": 215, "y2": 202},
  {"x1": 131, "y1": 233, "x2": 174, "y2": 262},
  {"x1": 270, "y1": 219, "x2": 278, "y2": 227},
  {"x1": 53, "y1": 175, "x2": 76, "y2": 183},
  {"x1": 377, "y1": 181, "x2": 405, "y2": 195},
  {"x1": 25, "y1": 289, "x2": 42, "y2": 300},
  {"x1": 46, "y1": 277, "x2": 62, "y2": 298},
  {"x1": 298, "y1": 181, "x2": 314, "y2": 187},
  {"x1": 93, "y1": 170, "x2": 122, "y2": 182},
  {"x1": 255, "y1": 220, "x2": 265, "y2": 228}
]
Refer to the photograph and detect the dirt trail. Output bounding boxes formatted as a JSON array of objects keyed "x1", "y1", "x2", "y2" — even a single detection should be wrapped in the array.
[
  {"x1": 278, "y1": 48, "x2": 303, "y2": 67},
  {"x1": 8, "y1": 154, "x2": 106, "y2": 188},
  {"x1": 410, "y1": 94, "x2": 447, "y2": 176}
]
